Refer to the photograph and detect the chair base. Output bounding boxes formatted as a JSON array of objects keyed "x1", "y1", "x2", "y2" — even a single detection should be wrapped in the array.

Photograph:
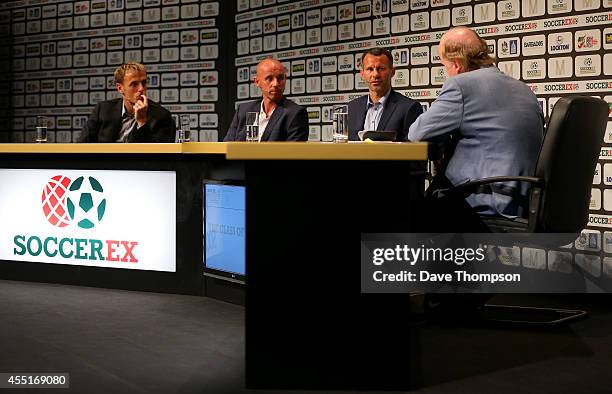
[
  {"x1": 423, "y1": 295, "x2": 588, "y2": 326},
  {"x1": 474, "y1": 304, "x2": 588, "y2": 326}
]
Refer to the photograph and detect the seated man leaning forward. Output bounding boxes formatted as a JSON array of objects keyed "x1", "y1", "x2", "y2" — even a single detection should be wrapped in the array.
[
  {"x1": 348, "y1": 47, "x2": 422, "y2": 141},
  {"x1": 408, "y1": 27, "x2": 544, "y2": 219},
  {"x1": 224, "y1": 58, "x2": 309, "y2": 142},
  {"x1": 78, "y1": 62, "x2": 175, "y2": 143}
]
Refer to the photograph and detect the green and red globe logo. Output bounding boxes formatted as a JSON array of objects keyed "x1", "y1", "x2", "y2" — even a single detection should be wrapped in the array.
[{"x1": 41, "y1": 175, "x2": 107, "y2": 229}]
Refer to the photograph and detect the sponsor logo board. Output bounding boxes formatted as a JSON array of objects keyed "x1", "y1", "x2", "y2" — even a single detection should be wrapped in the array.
[{"x1": 0, "y1": 169, "x2": 176, "y2": 272}]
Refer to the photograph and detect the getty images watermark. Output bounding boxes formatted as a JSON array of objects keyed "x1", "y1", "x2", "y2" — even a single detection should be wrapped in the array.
[
  {"x1": 371, "y1": 243, "x2": 520, "y2": 284},
  {"x1": 360, "y1": 233, "x2": 612, "y2": 294}
]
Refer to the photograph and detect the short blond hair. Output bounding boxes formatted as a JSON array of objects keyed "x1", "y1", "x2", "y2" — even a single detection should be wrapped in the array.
[
  {"x1": 114, "y1": 62, "x2": 147, "y2": 84},
  {"x1": 442, "y1": 29, "x2": 496, "y2": 71}
]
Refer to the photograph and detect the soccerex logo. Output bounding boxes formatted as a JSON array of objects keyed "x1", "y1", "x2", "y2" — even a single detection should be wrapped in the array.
[{"x1": 41, "y1": 175, "x2": 107, "y2": 229}]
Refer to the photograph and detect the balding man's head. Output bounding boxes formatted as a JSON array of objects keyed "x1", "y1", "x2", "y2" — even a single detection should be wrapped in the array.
[
  {"x1": 254, "y1": 58, "x2": 287, "y2": 104},
  {"x1": 439, "y1": 27, "x2": 495, "y2": 76},
  {"x1": 256, "y1": 58, "x2": 284, "y2": 75},
  {"x1": 441, "y1": 27, "x2": 482, "y2": 50}
]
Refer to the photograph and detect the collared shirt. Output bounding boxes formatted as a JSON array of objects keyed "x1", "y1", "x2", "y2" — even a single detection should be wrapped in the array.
[
  {"x1": 117, "y1": 104, "x2": 145, "y2": 142},
  {"x1": 363, "y1": 90, "x2": 390, "y2": 131},
  {"x1": 258, "y1": 101, "x2": 276, "y2": 141},
  {"x1": 117, "y1": 105, "x2": 136, "y2": 142}
]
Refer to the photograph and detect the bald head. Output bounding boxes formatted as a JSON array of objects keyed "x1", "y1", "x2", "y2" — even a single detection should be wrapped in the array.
[
  {"x1": 441, "y1": 27, "x2": 481, "y2": 50},
  {"x1": 254, "y1": 58, "x2": 287, "y2": 105},
  {"x1": 439, "y1": 27, "x2": 495, "y2": 76}
]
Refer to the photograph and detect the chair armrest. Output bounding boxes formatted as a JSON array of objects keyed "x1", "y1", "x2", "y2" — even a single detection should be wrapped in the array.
[
  {"x1": 453, "y1": 176, "x2": 542, "y2": 193},
  {"x1": 434, "y1": 176, "x2": 543, "y2": 200}
]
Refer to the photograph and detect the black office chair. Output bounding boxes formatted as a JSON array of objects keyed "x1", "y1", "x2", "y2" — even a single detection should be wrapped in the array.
[{"x1": 434, "y1": 96, "x2": 609, "y2": 325}]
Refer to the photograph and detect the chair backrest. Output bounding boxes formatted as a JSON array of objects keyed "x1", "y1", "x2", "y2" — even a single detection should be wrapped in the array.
[{"x1": 534, "y1": 96, "x2": 608, "y2": 232}]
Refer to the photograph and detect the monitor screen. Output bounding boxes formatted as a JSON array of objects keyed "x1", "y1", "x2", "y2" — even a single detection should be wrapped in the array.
[{"x1": 203, "y1": 182, "x2": 246, "y2": 279}]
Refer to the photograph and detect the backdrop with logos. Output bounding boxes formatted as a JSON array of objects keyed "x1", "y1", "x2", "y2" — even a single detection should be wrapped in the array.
[
  {"x1": 0, "y1": 0, "x2": 223, "y2": 143},
  {"x1": 231, "y1": 0, "x2": 611, "y2": 281},
  {"x1": 1, "y1": 0, "x2": 612, "y2": 284}
]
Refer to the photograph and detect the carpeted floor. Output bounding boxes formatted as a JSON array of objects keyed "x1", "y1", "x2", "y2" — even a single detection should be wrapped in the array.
[{"x1": 1, "y1": 280, "x2": 611, "y2": 394}]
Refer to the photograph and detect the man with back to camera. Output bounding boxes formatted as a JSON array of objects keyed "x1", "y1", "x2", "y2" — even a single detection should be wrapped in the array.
[
  {"x1": 224, "y1": 58, "x2": 309, "y2": 142},
  {"x1": 347, "y1": 47, "x2": 423, "y2": 141},
  {"x1": 78, "y1": 62, "x2": 175, "y2": 143},
  {"x1": 408, "y1": 27, "x2": 544, "y2": 223}
]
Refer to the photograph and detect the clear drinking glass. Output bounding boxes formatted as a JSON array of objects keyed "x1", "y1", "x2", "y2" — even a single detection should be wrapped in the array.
[
  {"x1": 179, "y1": 114, "x2": 191, "y2": 142},
  {"x1": 36, "y1": 116, "x2": 48, "y2": 143},
  {"x1": 332, "y1": 105, "x2": 349, "y2": 143},
  {"x1": 245, "y1": 112, "x2": 259, "y2": 142}
]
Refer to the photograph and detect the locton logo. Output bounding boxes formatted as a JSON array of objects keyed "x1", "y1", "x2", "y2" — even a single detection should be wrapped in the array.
[{"x1": 42, "y1": 175, "x2": 106, "y2": 229}]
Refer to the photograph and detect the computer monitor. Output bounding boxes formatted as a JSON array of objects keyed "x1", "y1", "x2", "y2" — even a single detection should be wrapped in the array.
[{"x1": 203, "y1": 181, "x2": 246, "y2": 283}]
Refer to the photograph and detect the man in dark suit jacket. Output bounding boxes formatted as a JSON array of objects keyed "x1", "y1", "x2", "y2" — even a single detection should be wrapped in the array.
[
  {"x1": 78, "y1": 62, "x2": 175, "y2": 143},
  {"x1": 348, "y1": 48, "x2": 422, "y2": 142},
  {"x1": 224, "y1": 58, "x2": 308, "y2": 142}
]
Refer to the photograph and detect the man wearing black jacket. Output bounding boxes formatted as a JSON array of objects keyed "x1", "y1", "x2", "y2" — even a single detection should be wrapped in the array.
[
  {"x1": 79, "y1": 62, "x2": 175, "y2": 143},
  {"x1": 224, "y1": 58, "x2": 308, "y2": 142},
  {"x1": 348, "y1": 48, "x2": 422, "y2": 141}
]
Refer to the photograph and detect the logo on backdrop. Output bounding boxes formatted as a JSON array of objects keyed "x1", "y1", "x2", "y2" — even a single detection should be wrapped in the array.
[{"x1": 41, "y1": 175, "x2": 107, "y2": 229}]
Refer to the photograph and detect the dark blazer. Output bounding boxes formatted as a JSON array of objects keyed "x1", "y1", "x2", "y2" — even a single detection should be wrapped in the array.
[
  {"x1": 224, "y1": 98, "x2": 309, "y2": 141},
  {"x1": 78, "y1": 98, "x2": 176, "y2": 143},
  {"x1": 347, "y1": 90, "x2": 423, "y2": 141}
]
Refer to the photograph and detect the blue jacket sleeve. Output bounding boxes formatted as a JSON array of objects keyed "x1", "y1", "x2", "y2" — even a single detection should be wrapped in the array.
[{"x1": 408, "y1": 78, "x2": 464, "y2": 141}]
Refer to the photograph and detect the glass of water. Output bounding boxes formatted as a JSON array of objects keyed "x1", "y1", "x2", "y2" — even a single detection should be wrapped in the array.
[
  {"x1": 36, "y1": 116, "x2": 48, "y2": 143},
  {"x1": 179, "y1": 114, "x2": 191, "y2": 142},
  {"x1": 332, "y1": 105, "x2": 349, "y2": 143},
  {"x1": 245, "y1": 112, "x2": 259, "y2": 142}
]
